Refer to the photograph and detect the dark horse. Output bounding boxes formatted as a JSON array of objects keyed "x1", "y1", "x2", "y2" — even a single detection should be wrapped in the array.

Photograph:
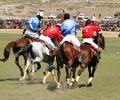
[
  {"x1": 54, "y1": 33, "x2": 105, "y2": 88},
  {"x1": 0, "y1": 37, "x2": 41, "y2": 77}
]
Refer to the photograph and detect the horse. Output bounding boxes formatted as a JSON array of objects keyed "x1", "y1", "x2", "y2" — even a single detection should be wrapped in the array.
[
  {"x1": 53, "y1": 33, "x2": 105, "y2": 88},
  {"x1": 84, "y1": 33, "x2": 105, "y2": 86},
  {"x1": 0, "y1": 37, "x2": 41, "y2": 77},
  {"x1": 15, "y1": 41, "x2": 58, "y2": 82}
]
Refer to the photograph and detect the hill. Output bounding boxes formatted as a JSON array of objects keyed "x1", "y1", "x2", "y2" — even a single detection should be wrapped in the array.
[{"x1": 0, "y1": 0, "x2": 120, "y2": 19}]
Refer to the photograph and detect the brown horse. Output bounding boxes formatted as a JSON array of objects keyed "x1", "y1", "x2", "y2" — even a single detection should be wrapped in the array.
[
  {"x1": 54, "y1": 33, "x2": 105, "y2": 88},
  {"x1": 0, "y1": 37, "x2": 41, "y2": 77},
  {"x1": 94, "y1": 33, "x2": 105, "y2": 50}
]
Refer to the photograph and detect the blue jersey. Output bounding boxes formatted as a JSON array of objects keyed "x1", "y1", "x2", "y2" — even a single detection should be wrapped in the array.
[
  {"x1": 61, "y1": 19, "x2": 77, "y2": 36},
  {"x1": 26, "y1": 16, "x2": 40, "y2": 31}
]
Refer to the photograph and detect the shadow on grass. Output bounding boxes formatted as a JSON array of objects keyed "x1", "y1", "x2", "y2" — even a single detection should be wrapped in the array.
[
  {"x1": 0, "y1": 78, "x2": 19, "y2": 81},
  {"x1": 0, "y1": 77, "x2": 43, "y2": 85},
  {"x1": 78, "y1": 83, "x2": 87, "y2": 88},
  {"x1": 46, "y1": 82, "x2": 88, "y2": 92},
  {"x1": 47, "y1": 84, "x2": 57, "y2": 92}
]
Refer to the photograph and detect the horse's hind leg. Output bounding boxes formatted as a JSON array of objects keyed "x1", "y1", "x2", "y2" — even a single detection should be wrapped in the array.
[
  {"x1": 87, "y1": 66, "x2": 93, "y2": 86},
  {"x1": 66, "y1": 67, "x2": 77, "y2": 88},
  {"x1": 71, "y1": 67, "x2": 76, "y2": 83},
  {"x1": 19, "y1": 58, "x2": 31, "y2": 81},
  {"x1": 87, "y1": 65, "x2": 97, "y2": 86},
  {"x1": 51, "y1": 68, "x2": 58, "y2": 84},
  {"x1": 15, "y1": 56, "x2": 24, "y2": 77},
  {"x1": 56, "y1": 64, "x2": 61, "y2": 88},
  {"x1": 75, "y1": 64, "x2": 86, "y2": 83}
]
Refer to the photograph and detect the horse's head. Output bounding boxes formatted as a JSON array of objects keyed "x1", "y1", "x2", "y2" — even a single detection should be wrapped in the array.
[{"x1": 94, "y1": 33, "x2": 105, "y2": 50}]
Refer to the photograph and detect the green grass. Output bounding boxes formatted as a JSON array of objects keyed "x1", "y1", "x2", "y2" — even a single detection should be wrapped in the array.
[{"x1": 0, "y1": 33, "x2": 120, "y2": 100}]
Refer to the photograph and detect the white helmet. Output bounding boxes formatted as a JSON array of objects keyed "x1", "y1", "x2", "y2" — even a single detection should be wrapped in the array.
[{"x1": 37, "y1": 11, "x2": 44, "y2": 17}]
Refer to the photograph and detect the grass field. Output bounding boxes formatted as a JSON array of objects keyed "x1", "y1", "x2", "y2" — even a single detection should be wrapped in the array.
[{"x1": 0, "y1": 32, "x2": 120, "y2": 100}]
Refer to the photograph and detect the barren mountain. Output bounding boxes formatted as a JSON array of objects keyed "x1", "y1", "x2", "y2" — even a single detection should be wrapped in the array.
[{"x1": 0, "y1": 0, "x2": 120, "y2": 19}]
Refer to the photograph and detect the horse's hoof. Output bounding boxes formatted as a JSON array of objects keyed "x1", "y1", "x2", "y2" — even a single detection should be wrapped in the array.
[
  {"x1": 56, "y1": 85, "x2": 60, "y2": 89},
  {"x1": 65, "y1": 83, "x2": 69, "y2": 88},
  {"x1": 69, "y1": 82, "x2": 73, "y2": 87},
  {"x1": 86, "y1": 83, "x2": 92, "y2": 87},
  {"x1": 70, "y1": 81, "x2": 78, "y2": 89},
  {"x1": 41, "y1": 80, "x2": 46, "y2": 85},
  {"x1": 19, "y1": 77, "x2": 25, "y2": 81},
  {"x1": 56, "y1": 83, "x2": 60, "y2": 89},
  {"x1": 73, "y1": 81, "x2": 78, "y2": 87}
]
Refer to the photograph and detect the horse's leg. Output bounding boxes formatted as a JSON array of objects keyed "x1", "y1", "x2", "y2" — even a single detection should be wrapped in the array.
[
  {"x1": 75, "y1": 64, "x2": 86, "y2": 83},
  {"x1": 65, "y1": 66, "x2": 70, "y2": 81},
  {"x1": 29, "y1": 62, "x2": 41, "y2": 80},
  {"x1": 51, "y1": 69, "x2": 58, "y2": 84},
  {"x1": 33, "y1": 62, "x2": 41, "y2": 72},
  {"x1": 42, "y1": 70, "x2": 51, "y2": 84},
  {"x1": 56, "y1": 64, "x2": 61, "y2": 88},
  {"x1": 71, "y1": 67, "x2": 76, "y2": 83},
  {"x1": 65, "y1": 66, "x2": 70, "y2": 86},
  {"x1": 65, "y1": 59, "x2": 74, "y2": 87},
  {"x1": 87, "y1": 65, "x2": 93, "y2": 86},
  {"x1": 66, "y1": 65, "x2": 75, "y2": 87},
  {"x1": 42, "y1": 64, "x2": 54, "y2": 84},
  {"x1": 15, "y1": 55, "x2": 24, "y2": 77},
  {"x1": 87, "y1": 65, "x2": 97, "y2": 86},
  {"x1": 42, "y1": 56, "x2": 56, "y2": 84},
  {"x1": 66, "y1": 66, "x2": 76, "y2": 87},
  {"x1": 19, "y1": 57, "x2": 31, "y2": 81}
]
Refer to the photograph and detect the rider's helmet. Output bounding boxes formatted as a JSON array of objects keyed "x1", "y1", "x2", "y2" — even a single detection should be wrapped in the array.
[
  {"x1": 37, "y1": 11, "x2": 44, "y2": 20},
  {"x1": 63, "y1": 13, "x2": 70, "y2": 20},
  {"x1": 91, "y1": 21, "x2": 97, "y2": 26},
  {"x1": 85, "y1": 19, "x2": 92, "y2": 26}
]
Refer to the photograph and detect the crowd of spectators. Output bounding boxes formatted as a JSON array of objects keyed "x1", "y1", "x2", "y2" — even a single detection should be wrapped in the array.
[
  {"x1": 77, "y1": 19, "x2": 120, "y2": 32},
  {"x1": 0, "y1": 18, "x2": 119, "y2": 32},
  {"x1": 0, "y1": 19, "x2": 26, "y2": 29}
]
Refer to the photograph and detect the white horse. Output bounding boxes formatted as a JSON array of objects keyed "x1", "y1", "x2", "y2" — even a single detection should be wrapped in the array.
[{"x1": 19, "y1": 41, "x2": 57, "y2": 83}]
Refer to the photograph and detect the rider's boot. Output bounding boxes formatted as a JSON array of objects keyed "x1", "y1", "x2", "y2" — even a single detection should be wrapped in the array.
[{"x1": 94, "y1": 48, "x2": 101, "y2": 60}]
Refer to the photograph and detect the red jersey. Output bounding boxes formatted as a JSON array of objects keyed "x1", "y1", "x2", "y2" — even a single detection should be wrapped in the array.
[
  {"x1": 82, "y1": 24, "x2": 101, "y2": 38},
  {"x1": 42, "y1": 25, "x2": 62, "y2": 43}
]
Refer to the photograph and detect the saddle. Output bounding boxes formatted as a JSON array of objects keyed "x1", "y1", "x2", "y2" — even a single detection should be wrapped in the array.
[
  {"x1": 83, "y1": 43, "x2": 97, "y2": 54},
  {"x1": 28, "y1": 37, "x2": 45, "y2": 43}
]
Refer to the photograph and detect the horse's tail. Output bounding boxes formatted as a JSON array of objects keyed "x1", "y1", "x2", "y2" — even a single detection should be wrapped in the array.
[{"x1": 0, "y1": 41, "x2": 16, "y2": 62}]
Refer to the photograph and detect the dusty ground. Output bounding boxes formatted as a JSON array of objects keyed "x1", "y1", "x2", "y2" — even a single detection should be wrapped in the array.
[
  {"x1": 0, "y1": 29, "x2": 119, "y2": 38},
  {"x1": 0, "y1": 0, "x2": 120, "y2": 19}
]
